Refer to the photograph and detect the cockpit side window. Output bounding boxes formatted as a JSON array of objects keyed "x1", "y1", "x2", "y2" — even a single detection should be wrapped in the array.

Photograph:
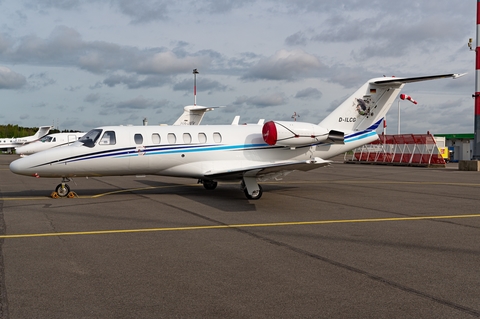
[
  {"x1": 79, "y1": 129, "x2": 103, "y2": 147},
  {"x1": 40, "y1": 136, "x2": 53, "y2": 143},
  {"x1": 99, "y1": 131, "x2": 116, "y2": 145}
]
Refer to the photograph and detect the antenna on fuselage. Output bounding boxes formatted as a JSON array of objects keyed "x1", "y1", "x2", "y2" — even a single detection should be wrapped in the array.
[{"x1": 193, "y1": 68, "x2": 199, "y2": 106}]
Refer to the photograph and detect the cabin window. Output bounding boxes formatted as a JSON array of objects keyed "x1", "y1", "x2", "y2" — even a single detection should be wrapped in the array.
[
  {"x1": 213, "y1": 132, "x2": 222, "y2": 143},
  {"x1": 134, "y1": 134, "x2": 143, "y2": 145},
  {"x1": 52, "y1": 137, "x2": 56, "y2": 142},
  {"x1": 198, "y1": 133, "x2": 206, "y2": 143},
  {"x1": 167, "y1": 133, "x2": 176, "y2": 144},
  {"x1": 152, "y1": 133, "x2": 161, "y2": 144},
  {"x1": 183, "y1": 133, "x2": 192, "y2": 144},
  {"x1": 99, "y1": 131, "x2": 116, "y2": 145}
]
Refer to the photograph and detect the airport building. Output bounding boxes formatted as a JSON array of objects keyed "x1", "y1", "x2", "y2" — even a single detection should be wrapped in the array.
[{"x1": 434, "y1": 134, "x2": 473, "y2": 162}]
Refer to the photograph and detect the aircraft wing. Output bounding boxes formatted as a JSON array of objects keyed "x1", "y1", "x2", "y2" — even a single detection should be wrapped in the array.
[{"x1": 203, "y1": 157, "x2": 331, "y2": 181}]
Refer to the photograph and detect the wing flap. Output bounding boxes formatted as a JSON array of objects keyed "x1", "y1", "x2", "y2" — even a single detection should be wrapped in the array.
[{"x1": 204, "y1": 157, "x2": 331, "y2": 180}]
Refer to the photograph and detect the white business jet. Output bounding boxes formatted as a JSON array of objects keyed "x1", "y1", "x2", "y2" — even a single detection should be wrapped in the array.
[
  {"x1": 14, "y1": 105, "x2": 216, "y2": 156},
  {"x1": 0, "y1": 125, "x2": 52, "y2": 153},
  {"x1": 9, "y1": 74, "x2": 463, "y2": 199},
  {"x1": 15, "y1": 132, "x2": 86, "y2": 156}
]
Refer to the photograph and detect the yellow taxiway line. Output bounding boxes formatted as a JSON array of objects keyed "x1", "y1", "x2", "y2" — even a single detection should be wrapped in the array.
[{"x1": 0, "y1": 214, "x2": 479, "y2": 239}]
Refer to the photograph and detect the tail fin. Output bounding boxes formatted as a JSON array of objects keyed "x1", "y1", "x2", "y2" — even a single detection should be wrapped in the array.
[
  {"x1": 319, "y1": 74, "x2": 464, "y2": 134},
  {"x1": 173, "y1": 105, "x2": 224, "y2": 125},
  {"x1": 32, "y1": 126, "x2": 52, "y2": 140}
]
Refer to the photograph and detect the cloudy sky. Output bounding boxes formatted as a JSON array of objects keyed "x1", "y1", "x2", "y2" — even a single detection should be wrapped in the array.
[{"x1": 0, "y1": 0, "x2": 475, "y2": 134}]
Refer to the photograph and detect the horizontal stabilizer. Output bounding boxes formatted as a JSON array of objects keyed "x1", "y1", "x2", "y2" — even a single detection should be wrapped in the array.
[{"x1": 373, "y1": 73, "x2": 465, "y2": 85}]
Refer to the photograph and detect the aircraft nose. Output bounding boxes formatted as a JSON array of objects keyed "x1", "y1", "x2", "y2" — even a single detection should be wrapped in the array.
[{"x1": 9, "y1": 157, "x2": 31, "y2": 176}]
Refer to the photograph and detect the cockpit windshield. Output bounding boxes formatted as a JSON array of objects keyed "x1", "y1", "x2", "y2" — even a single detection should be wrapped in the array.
[
  {"x1": 39, "y1": 136, "x2": 54, "y2": 143},
  {"x1": 79, "y1": 129, "x2": 102, "y2": 147}
]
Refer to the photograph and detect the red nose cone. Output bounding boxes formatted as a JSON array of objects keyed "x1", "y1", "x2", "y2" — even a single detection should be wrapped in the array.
[{"x1": 262, "y1": 121, "x2": 277, "y2": 145}]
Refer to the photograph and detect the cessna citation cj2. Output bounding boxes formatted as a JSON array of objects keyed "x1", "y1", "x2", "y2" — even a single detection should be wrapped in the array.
[{"x1": 10, "y1": 74, "x2": 463, "y2": 200}]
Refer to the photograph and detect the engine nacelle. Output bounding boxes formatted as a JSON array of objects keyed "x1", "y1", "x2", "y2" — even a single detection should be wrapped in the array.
[{"x1": 262, "y1": 121, "x2": 343, "y2": 147}]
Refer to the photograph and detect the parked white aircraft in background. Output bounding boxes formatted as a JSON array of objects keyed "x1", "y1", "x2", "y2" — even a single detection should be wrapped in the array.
[
  {"x1": 15, "y1": 132, "x2": 86, "y2": 156},
  {"x1": 0, "y1": 126, "x2": 52, "y2": 153},
  {"x1": 10, "y1": 74, "x2": 463, "y2": 199},
  {"x1": 173, "y1": 105, "x2": 221, "y2": 125}
]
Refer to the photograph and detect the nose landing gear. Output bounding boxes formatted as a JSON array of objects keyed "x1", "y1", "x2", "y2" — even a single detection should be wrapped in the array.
[{"x1": 51, "y1": 178, "x2": 76, "y2": 198}]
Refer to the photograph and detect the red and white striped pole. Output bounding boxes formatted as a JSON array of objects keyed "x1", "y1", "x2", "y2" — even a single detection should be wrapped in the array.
[
  {"x1": 474, "y1": 0, "x2": 480, "y2": 159},
  {"x1": 193, "y1": 68, "x2": 199, "y2": 106}
]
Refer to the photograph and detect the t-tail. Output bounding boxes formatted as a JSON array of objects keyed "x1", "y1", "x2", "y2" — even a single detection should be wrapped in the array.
[
  {"x1": 319, "y1": 74, "x2": 465, "y2": 135},
  {"x1": 32, "y1": 126, "x2": 53, "y2": 140},
  {"x1": 261, "y1": 74, "x2": 464, "y2": 152}
]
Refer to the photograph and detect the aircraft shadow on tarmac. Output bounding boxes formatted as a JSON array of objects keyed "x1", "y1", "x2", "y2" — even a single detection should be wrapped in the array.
[
  {"x1": 134, "y1": 179, "x2": 295, "y2": 212},
  {"x1": 1, "y1": 179, "x2": 295, "y2": 213}
]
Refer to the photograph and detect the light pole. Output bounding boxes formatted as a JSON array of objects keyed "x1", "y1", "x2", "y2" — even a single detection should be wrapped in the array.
[
  {"x1": 397, "y1": 99, "x2": 401, "y2": 135},
  {"x1": 193, "y1": 69, "x2": 199, "y2": 106},
  {"x1": 398, "y1": 94, "x2": 417, "y2": 134}
]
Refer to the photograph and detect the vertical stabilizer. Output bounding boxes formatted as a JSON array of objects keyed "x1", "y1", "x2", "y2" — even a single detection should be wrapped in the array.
[
  {"x1": 319, "y1": 74, "x2": 462, "y2": 134},
  {"x1": 33, "y1": 126, "x2": 53, "y2": 140},
  {"x1": 173, "y1": 105, "x2": 216, "y2": 125}
]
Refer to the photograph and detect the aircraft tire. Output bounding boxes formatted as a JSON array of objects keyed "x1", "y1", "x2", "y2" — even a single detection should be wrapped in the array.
[
  {"x1": 55, "y1": 184, "x2": 71, "y2": 197},
  {"x1": 244, "y1": 184, "x2": 263, "y2": 200},
  {"x1": 203, "y1": 180, "x2": 218, "y2": 190}
]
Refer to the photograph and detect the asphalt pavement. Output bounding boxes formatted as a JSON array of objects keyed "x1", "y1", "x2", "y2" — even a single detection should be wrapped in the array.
[{"x1": 0, "y1": 154, "x2": 479, "y2": 318}]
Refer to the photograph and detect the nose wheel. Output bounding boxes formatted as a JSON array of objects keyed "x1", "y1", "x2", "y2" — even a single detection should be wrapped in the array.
[
  {"x1": 53, "y1": 178, "x2": 74, "y2": 198},
  {"x1": 55, "y1": 183, "x2": 71, "y2": 197}
]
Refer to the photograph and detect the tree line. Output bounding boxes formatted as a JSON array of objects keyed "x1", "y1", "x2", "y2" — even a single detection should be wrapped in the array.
[{"x1": 0, "y1": 124, "x2": 80, "y2": 138}]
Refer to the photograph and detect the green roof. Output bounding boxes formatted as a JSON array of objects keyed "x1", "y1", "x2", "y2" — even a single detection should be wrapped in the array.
[{"x1": 434, "y1": 133, "x2": 474, "y2": 140}]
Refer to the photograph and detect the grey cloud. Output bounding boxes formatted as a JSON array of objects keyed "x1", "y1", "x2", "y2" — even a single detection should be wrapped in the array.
[
  {"x1": 115, "y1": 0, "x2": 169, "y2": 23},
  {"x1": 29, "y1": 0, "x2": 255, "y2": 24},
  {"x1": 285, "y1": 31, "x2": 308, "y2": 46},
  {"x1": 103, "y1": 74, "x2": 171, "y2": 89},
  {"x1": 27, "y1": 72, "x2": 56, "y2": 90},
  {"x1": 197, "y1": 0, "x2": 255, "y2": 14},
  {"x1": 232, "y1": 93, "x2": 288, "y2": 108},
  {"x1": 84, "y1": 93, "x2": 100, "y2": 103},
  {"x1": 294, "y1": 87, "x2": 322, "y2": 100},
  {"x1": 0, "y1": 26, "x2": 212, "y2": 76},
  {"x1": 0, "y1": 66, "x2": 26, "y2": 89},
  {"x1": 100, "y1": 96, "x2": 170, "y2": 115},
  {"x1": 27, "y1": 0, "x2": 169, "y2": 23},
  {"x1": 26, "y1": 0, "x2": 84, "y2": 10},
  {"x1": 399, "y1": 98, "x2": 470, "y2": 133},
  {"x1": 323, "y1": 65, "x2": 376, "y2": 89},
  {"x1": 241, "y1": 49, "x2": 324, "y2": 81},
  {"x1": 173, "y1": 78, "x2": 229, "y2": 93}
]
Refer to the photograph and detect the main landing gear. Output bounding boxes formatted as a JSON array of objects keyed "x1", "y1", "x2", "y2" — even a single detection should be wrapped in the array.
[
  {"x1": 241, "y1": 177, "x2": 263, "y2": 200},
  {"x1": 198, "y1": 177, "x2": 263, "y2": 200}
]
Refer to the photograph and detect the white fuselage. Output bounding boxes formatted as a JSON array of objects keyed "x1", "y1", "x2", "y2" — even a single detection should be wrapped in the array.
[
  {"x1": 15, "y1": 132, "x2": 85, "y2": 155},
  {"x1": 9, "y1": 124, "x2": 377, "y2": 179}
]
